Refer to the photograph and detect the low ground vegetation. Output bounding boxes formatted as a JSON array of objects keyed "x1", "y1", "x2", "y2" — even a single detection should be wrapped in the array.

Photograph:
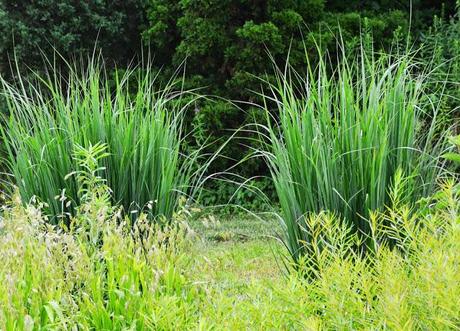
[{"x1": 0, "y1": 174, "x2": 459, "y2": 329}]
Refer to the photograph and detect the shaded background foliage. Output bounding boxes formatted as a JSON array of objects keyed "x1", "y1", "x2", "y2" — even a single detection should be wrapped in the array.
[
  {"x1": 0, "y1": 0, "x2": 458, "y2": 208},
  {"x1": 0, "y1": 0, "x2": 145, "y2": 73}
]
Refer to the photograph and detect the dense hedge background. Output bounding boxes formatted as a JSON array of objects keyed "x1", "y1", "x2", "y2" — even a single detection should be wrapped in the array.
[{"x1": 0, "y1": 0, "x2": 458, "y2": 208}]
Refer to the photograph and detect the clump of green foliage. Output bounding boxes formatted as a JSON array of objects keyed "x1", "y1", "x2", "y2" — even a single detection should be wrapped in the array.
[
  {"x1": 0, "y1": 144, "x2": 459, "y2": 329},
  {"x1": 1, "y1": 58, "x2": 202, "y2": 222},
  {"x1": 261, "y1": 46, "x2": 447, "y2": 262}
]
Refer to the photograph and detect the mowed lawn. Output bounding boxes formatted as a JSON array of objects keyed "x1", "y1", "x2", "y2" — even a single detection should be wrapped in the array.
[{"x1": 189, "y1": 213, "x2": 283, "y2": 284}]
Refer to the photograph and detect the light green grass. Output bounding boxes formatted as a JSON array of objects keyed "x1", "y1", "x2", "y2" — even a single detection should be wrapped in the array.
[
  {"x1": 189, "y1": 211, "x2": 280, "y2": 242},
  {"x1": 189, "y1": 212, "x2": 283, "y2": 286}
]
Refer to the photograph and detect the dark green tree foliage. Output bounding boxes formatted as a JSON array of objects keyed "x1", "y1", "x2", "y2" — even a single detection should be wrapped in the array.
[
  {"x1": 143, "y1": 1, "x2": 449, "y2": 207},
  {"x1": 0, "y1": 1, "x2": 145, "y2": 73},
  {"x1": 143, "y1": 1, "x2": 453, "y2": 99}
]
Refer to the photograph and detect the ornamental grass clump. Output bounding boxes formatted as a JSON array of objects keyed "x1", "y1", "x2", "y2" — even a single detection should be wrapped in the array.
[
  {"x1": 1, "y1": 58, "x2": 200, "y2": 222},
  {"x1": 261, "y1": 47, "x2": 447, "y2": 262}
]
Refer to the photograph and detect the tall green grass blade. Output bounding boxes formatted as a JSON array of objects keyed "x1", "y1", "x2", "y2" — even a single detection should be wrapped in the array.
[
  {"x1": 1, "y1": 56, "x2": 202, "y2": 223},
  {"x1": 260, "y1": 45, "x2": 448, "y2": 263}
]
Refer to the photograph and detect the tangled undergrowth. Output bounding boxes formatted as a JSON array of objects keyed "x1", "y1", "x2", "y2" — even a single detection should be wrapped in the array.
[{"x1": 0, "y1": 176, "x2": 459, "y2": 329}]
